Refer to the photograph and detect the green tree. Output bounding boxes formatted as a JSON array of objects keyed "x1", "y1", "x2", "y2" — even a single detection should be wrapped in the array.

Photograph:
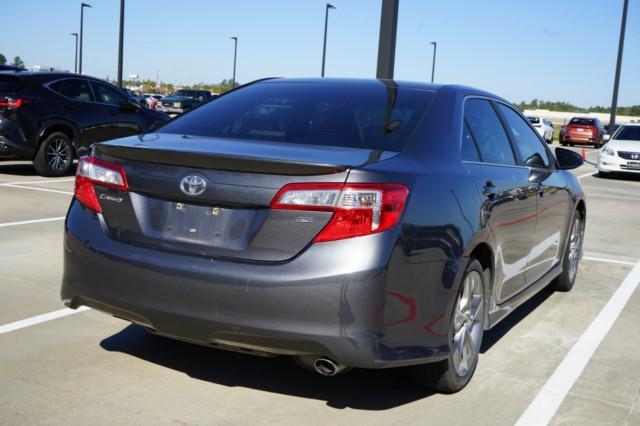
[
  {"x1": 11, "y1": 56, "x2": 25, "y2": 69},
  {"x1": 0, "y1": 53, "x2": 6, "y2": 65}
]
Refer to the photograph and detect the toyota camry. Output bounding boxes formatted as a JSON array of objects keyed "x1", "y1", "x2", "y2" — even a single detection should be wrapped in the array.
[{"x1": 61, "y1": 78, "x2": 586, "y2": 392}]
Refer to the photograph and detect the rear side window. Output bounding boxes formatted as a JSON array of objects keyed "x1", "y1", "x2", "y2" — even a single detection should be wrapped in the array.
[
  {"x1": 461, "y1": 122, "x2": 481, "y2": 161},
  {"x1": 497, "y1": 104, "x2": 551, "y2": 168},
  {"x1": 159, "y1": 82, "x2": 434, "y2": 151},
  {"x1": 464, "y1": 99, "x2": 515, "y2": 165},
  {"x1": 91, "y1": 82, "x2": 128, "y2": 106},
  {"x1": 54, "y1": 79, "x2": 94, "y2": 102}
]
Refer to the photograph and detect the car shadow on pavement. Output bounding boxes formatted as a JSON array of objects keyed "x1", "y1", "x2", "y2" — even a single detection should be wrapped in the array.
[
  {"x1": 100, "y1": 324, "x2": 433, "y2": 410},
  {"x1": 480, "y1": 287, "x2": 554, "y2": 353},
  {"x1": 592, "y1": 172, "x2": 640, "y2": 183},
  {"x1": 0, "y1": 161, "x2": 77, "y2": 177}
]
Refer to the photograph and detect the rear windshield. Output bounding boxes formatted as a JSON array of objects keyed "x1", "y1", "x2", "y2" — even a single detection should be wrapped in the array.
[
  {"x1": 614, "y1": 126, "x2": 640, "y2": 141},
  {"x1": 159, "y1": 82, "x2": 434, "y2": 151},
  {"x1": 570, "y1": 118, "x2": 595, "y2": 126},
  {"x1": 0, "y1": 78, "x2": 24, "y2": 93},
  {"x1": 527, "y1": 117, "x2": 540, "y2": 124}
]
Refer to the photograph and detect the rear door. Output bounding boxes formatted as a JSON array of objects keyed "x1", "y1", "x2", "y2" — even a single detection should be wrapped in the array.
[
  {"x1": 88, "y1": 81, "x2": 142, "y2": 142},
  {"x1": 462, "y1": 98, "x2": 537, "y2": 303},
  {"x1": 49, "y1": 78, "x2": 104, "y2": 147},
  {"x1": 496, "y1": 103, "x2": 571, "y2": 285}
]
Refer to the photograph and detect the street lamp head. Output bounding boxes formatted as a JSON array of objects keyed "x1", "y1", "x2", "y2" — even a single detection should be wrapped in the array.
[
  {"x1": 230, "y1": 36, "x2": 237, "y2": 41},
  {"x1": 71, "y1": 32, "x2": 78, "y2": 36},
  {"x1": 81, "y1": 2, "x2": 92, "y2": 8},
  {"x1": 327, "y1": 3, "x2": 336, "y2": 9},
  {"x1": 430, "y1": 41, "x2": 436, "y2": 46}
]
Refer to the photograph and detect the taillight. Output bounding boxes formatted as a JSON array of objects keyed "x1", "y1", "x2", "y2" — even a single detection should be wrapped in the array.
[
  {"x1": 0, "y1": 97, "x2": 30, "y2": 108},
  {"x1": 270, "y1": 183, "x2": 409, "y2": 242},
  {"x1": 74, "y1": 156, "x2": 128, "y2": 213}
]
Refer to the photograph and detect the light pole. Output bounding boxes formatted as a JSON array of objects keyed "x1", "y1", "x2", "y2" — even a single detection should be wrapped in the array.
[
  {"x1": 230, "y1": 36, "x2": 238, "y2": 87},
  {"x1": 376, "y1": 0, "x2": 398, "y2": 79},
  {"x1": 609, "y1": 0, "x2": 629, "y2": 134},
  {"x1": 78, "y1": 2, "x2": 92, "y2": 74},
  {"x1": 321, "y1": 3, "x2": 335, "y2": 77},
  {"x1": 117, "y1": 0, "x2": 125, "y2": 88},
  {"x1": 430, "y1": 41, "x2": 437, "y2": 83},
  {"x1": 70, "y1": 33, "x2": 78, "y2": 73}
]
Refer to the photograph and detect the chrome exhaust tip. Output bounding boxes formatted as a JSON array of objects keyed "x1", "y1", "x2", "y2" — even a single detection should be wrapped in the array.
[{"x1": 313, "y1": 357, "x2": 345, "y2": 376}]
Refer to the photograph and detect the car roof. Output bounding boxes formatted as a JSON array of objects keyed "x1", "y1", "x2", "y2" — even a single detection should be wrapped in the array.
[{"x1": 256, "y1": 77, "x2": 507, "y2": 102}]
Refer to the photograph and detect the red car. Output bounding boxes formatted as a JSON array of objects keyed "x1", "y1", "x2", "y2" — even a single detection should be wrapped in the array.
[{"x1": 560, "y1": 117, "x2": 605, "y2": 148}]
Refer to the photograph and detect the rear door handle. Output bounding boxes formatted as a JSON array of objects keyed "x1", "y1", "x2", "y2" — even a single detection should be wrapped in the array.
[{"x1": 482, "y1": 181, "x2": 497, "y2": 198}]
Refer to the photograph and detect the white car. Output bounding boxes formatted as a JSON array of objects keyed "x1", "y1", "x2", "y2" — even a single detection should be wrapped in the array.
[
  {"x1": 527, "y1": 116, "x2": 554, "y2": 144},
  {"x1": 598, "y1": 123, "x2": 640, "y2": 176},
  {"x1": 143, "y1": 93, "x2": 163, "y2": 108}
]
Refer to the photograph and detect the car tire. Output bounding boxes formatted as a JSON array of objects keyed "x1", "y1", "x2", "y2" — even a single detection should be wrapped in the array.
[
  {"x1": 551, "y1": 211, "x2": 584, "y2": 292},
  {"x1": 411, "y1": 259, "x2": 486, "y2": 393},
  {"x1": 33, "y1": 132, "x2": 75, "y2": 177}
]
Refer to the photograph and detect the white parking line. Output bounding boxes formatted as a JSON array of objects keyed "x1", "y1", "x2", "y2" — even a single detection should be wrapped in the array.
[
  {"x1": 0, "y1": 178, "x2": 74, "y2": 186},
  {"x1": 2, "y1": 184, "x2": 73, "y2": 195},
  {"x1": 0, "y1": 217, "x2": 65, "y2": 228},
  {"x1": 577, "y1": 171, "x2": 596, "y2": 180},
  {"x1": 516, "y1": 261, "x2": 640, "y2": 426},
  {"x1": 0, "y1": 307, "x2": 90, "y2": 336},
  {"x1": 583, "y1": 256, "x2": 637, "y2": 266}
]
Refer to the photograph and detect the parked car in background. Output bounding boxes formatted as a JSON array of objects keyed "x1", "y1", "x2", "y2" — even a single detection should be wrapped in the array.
[
  {"x1": 598, "y1": 123, "x2": 640, "y2": 177},
  {"x1": 560, "y1": 117, "x2": 605, "y2": 148},
  {"x1": 527, "y1": 116, "x2": 553, "y2": 143},
  {"x1": 0, "y1": 71, "x2": 170, "y2": 176},
  {"x1": 156, "y1": 89, "x2": 213, "y2": 116},
  {"x1": 61, "y1": 78, "x2": 586, "y2": 393},
  {"x1": 0, "y1": 64, "x2": 25, "y2": 71},
  {"x1": 143, "y1": 93, "x2": 163, "y2": 109}
]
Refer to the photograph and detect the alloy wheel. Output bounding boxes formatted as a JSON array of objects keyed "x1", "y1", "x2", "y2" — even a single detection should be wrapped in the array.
[
  {"x1": 452, "y1": 270, "x2": 484, "y2": 377},
  {"x1": 567, "y1": 216, "x2": 583, "y2": 283},
  {"x1": 45, "y1": 138, "x2": 71, "y2": 172}
]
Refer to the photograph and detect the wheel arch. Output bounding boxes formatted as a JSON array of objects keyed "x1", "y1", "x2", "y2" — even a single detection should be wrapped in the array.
[
  {"x1": 36, "y1": 119, "x2": 80, "y2": 156},
  {"x1": 467, "y1": 242, "x2": 495, "y2": 329}
]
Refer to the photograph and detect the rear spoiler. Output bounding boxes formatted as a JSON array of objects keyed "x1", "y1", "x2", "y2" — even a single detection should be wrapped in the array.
[{"x1": 94, "y1": 143, "x2": 347, "y2": 176}]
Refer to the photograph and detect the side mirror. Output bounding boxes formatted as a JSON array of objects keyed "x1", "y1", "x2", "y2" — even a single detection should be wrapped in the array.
[
  {"x1": 555, "y1": 147, "x2": 584, "y2": 170},
  {"x1": 603, "y1": 134, "x2": 611, "y2": 142}
]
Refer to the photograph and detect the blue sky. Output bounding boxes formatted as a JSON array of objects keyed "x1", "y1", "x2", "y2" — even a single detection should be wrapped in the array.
[{"x1": 1, "y1": 0, "x2": 638, "y2": 107}]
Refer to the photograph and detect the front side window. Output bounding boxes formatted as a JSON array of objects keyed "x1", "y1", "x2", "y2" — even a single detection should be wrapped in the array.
[
  {"x1": 159, "y1": 82, "x2": 434, "y2": 151},
  {"x1": 463, "y1": 99, "x2": 515, "y2": 165},
  {"x1": 56, "y1": 79, "x2": 94, "y2": 102},
  {"x1": 91, "y1": 82, "x2": 128, "y2": 106},
  {"x1": 497, "y1": 104, "x2": 551, "y2": 168}
]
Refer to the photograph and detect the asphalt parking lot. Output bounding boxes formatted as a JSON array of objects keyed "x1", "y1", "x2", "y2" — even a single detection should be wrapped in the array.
[{"x1": 1, "y1": 146, "x2": 640, "y2": 425}]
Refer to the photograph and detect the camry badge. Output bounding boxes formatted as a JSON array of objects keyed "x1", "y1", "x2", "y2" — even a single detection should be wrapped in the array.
[{"x1": 180, "y1": 175, "x2": 207, "y2": 196}]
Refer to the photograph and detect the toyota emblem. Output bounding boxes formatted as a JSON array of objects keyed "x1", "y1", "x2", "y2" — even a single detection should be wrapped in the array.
[{"x1": 180, "y1": 175, "x2": 207, "y2": 196}]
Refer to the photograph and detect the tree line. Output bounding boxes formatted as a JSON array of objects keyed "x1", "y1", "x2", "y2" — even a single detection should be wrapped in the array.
[
  {"x1": 517, "y1": 99, "x2": 640, "y2": 117},
  {"x1": 0, "y1": 53, "x2": 25, "y2": 68}
]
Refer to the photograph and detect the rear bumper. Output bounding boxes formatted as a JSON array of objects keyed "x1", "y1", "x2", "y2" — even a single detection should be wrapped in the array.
[
  {"x1": 0, "y1": 121, "x2": 34, "y2": 159},
  {"x1": 61, "y1": 200, "x2": 464, "y2": 368}
]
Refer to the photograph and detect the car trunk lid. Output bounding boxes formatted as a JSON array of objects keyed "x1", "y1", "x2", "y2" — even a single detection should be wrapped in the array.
[{"x1": 90, "y1": 133, "x2": 398, "y2": 262}]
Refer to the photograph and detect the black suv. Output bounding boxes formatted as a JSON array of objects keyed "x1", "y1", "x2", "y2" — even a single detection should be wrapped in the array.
[{"x1": 0, "y1": 71, "x2": 170, "y2": 176}]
